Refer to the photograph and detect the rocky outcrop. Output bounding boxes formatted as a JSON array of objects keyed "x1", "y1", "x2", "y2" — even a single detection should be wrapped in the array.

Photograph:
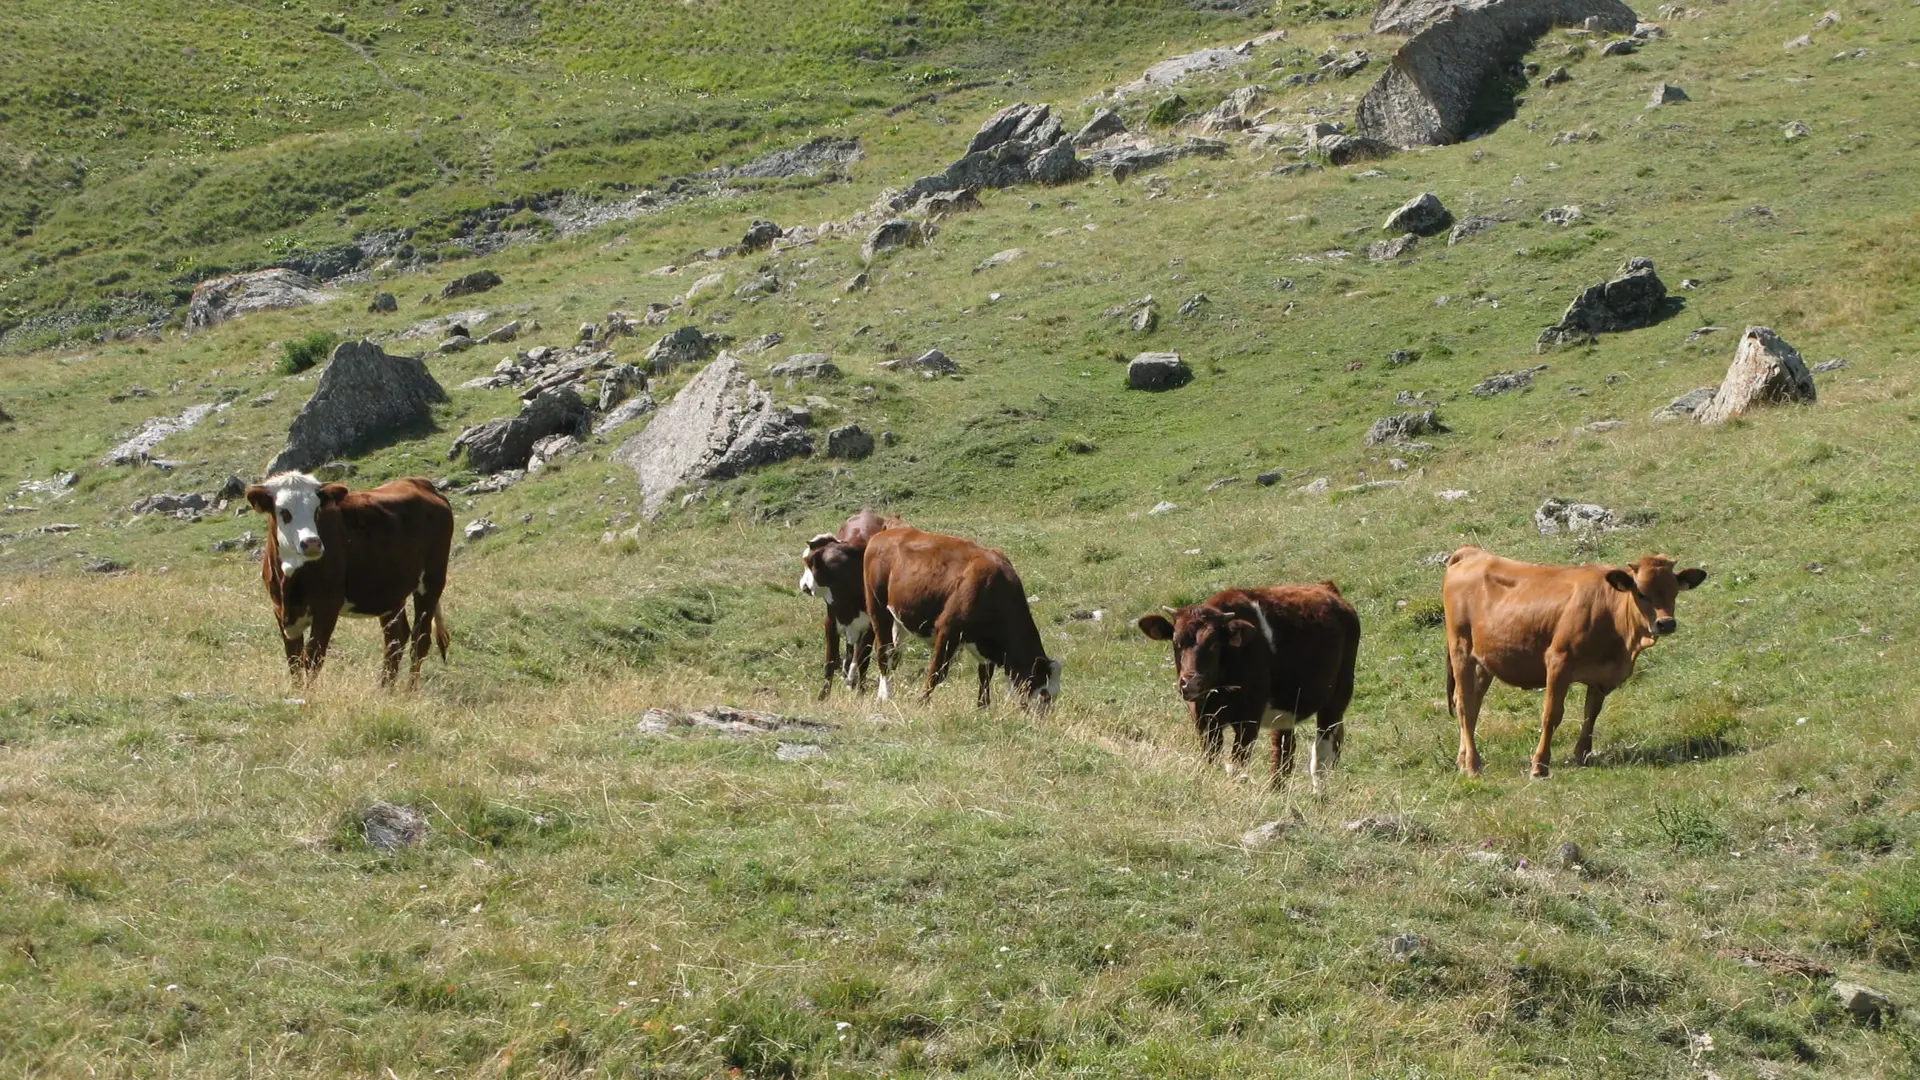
[
  {"x1": 440, "y1": 270, "x2": 502, "y2": 299},
  {"x1": 1116, "y1": 48, "x2": 1251, "y2": 95},
  {"x1": 268, "y1": 340, "x2": 448, "y2": 474},
  {"x1": 104, "y1": 402, "x2": 226, "y2": 466},
  {"x1": 1373, "y1": 0, "x2": 1475, "y2": 34},
  {"x1": 862, "y1": 219, "x2": 936, "y2": 263},
  {"x1": 1084, "y1": 138, "x2": 1230, "y2": 181},
  {"x1": 187, "y1": 269, "x2": 336, "y2": 330},
  {"x1": 891, "y1": 104, "x2": 1086, "y2": 209},
  {"x1": 739, "y1": 219, "x2": 783, "y2": 252},
  {"x1": 1127, "y1": 352, "x2": 1192, "y2": 391},
  {"x1": 449, "y1": 387, "x2": 592, "y2": 475},
  {"x1": 1471, "y1": 365, "x2": 1547, "y2": 397},
  {"x1": 1537, "y1": 257, "x2": 1668, "y2": 351},
  {"x1": 1694, "y1": 327, "x2": 1815, "y2": 425},
  {"x1": 1366, "y1": 409, "x2": 1448, "y2": 445},
  {"x1": 1356, "y1": 0, "x2": 1639, "y2": 148},
  {"x1": 611, "y1": 352, "x2": 813, "y2": 518},
  {"x1": 645, "y1": 326, "x2": 724, "y2": 374},
  {"x1": 825, "y1": 424, "x2": 875, "y2": 460},
  {"x1": 1074, "y1": 108, "x2": 1128, "y2": 146},
  {"x1": 1535, "y1": 497, "x2": 1617, "y2": 535}
]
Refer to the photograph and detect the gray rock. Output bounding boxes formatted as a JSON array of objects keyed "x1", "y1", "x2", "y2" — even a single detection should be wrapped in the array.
[
  {"x1": 268, "y1": 340, "x2": 447, "y2": 474},
  {"x1": 1127, "y1": 352, "x2": 1192, "y2": 391},
  {"x1": 449, "y1": 386, "x2": 592, "y2": 474},
  {"x1": 1026, "y1": 138, "x2": 1084, "y2": 184},
  {"x1": 776, "y1": 742, "x2": 828, "y2": 762},
  {"x1": 880, "y1": 349, "x2": 959, "y2": 376},
  {"x1": 526, "y1": 434, "x2": 579, "y2": 473},
  {"x1": 1388, "y1": 348, "x2": 1422, "y2": 366},
  {"x1": 974, "y1": 248, "x2": 1026, "y2": 273},
  {"x1": 1131, "y1": 305, "x2": 1159, "y2": 333},
  {"x1": 969, "y1": 102, "x2": 1062, "y2": 153},
  {"x1": 599, "y1": 364, "x2": 646, "y2": 412},
  {"x1": 1255, "y1": 471, "x2": 1282, "y2": 486},
  {"x1": 1812, "y1": 358, "x2": 1849, "y2": 374},
  {"x1": 436, "y1": 335, "x2": 476, "y2": 354},
  {"x1": 1814, "y1": 9, "x2": 1840, "y2": 29},
  {"x1": 733, "y1": 274, "x2": 779, "y2": 300},
  {"x1": 1783, "y1": 120, "x2": 1812, "y2": 141},
  {"x1": 187, "y1": 269, "x2": 336, "y2": 331},
  {"x1": 1074, "y1": 107, "x2": 1128, "y2": 146},
  {"x1": 1385, "y1": 932, "x2": 1426, "y2": 961},
  {"x1": 1370, "y1": 234, "x2": 1419, "y2": 261},
  {"x1": 1471, "y1": 365, "x2": 1547, "y2": 397},
  {"x1": 1448, "y1": 215, "x2": 1499, "y2": 244},
  {"x1": 682, "y1": 271, "x2": 727, "y2": 305},
  {"x1": 1652, "y1": 386, "x2": 1717, "y2": 421},
  {"x1": 1191, "y1": 86, "x2": 1269, "y2": 135},
  {"x1": 1542, "y1": 205, "x2": 1585, "y2": 227},
  {"x1": 1535, "y1": 497, "x2": 1617, "y2": 536},
  {"x1": 211, "y1": 531, "x2": 260, "y2": 553},
  {"x1": 825, "y1": 424, "x2": 874, "y2": 460},
  {"x1": 1553, "y1": 841, "x2": 1585, "y2": 869},
  {"x1": 1116, "y1": 47, "x2": 1250, "y2": 94},
  {"x1": 845, "y1": 271, "x2": 869, "y2": 293},
  {"x1": 440, "y1": 269, "x2": 502, "y2": 299},
  {"x1": 916, "y1": 187, "x2": 983, "y2": 219},
  {"x1": 1178, "y1": 293, "x2": 1210, "y2": 317},
  {"x1": 105, "y1": 402, "x2": 225, "y2": 466},
  {"x1": 1537, "y1": 257, "x2": 1668, "y2": 351},
  {"x1": 1088, "y1": 139, "x2": 1230, "y2": 182},
  {"x1": 311, "y1": 461, "x2": 357, "y2": 481},
  {"x1": 1600, "y1": 37, "x2": 1638, "y2": 55},
  {"x1": 768, "y1": 353, "x2": 839, "y2": 381},
  {"x1": 130, "y1": 492, "x2": 210, "y2": 517},
  {"x1": 1357, "y1": 0, "x2": 1637, "y2": 147},
  {"x1": 1695, "y1": 327, "x2": 1815, "y2": 425},
  {"x1": 593, "y1": 392, "x2": 657, "y2": 436},
  {"x1": 367, "y1": 292, "x2": 397, "y2": 313},
  {"x1": 862, "y1": 219, "x2": 935, "y2": 263},
  {"x1": 360, "y1": 802, "x2": 429, "y2": 851},
  {"x1": 644, "y1": 325, "x2": 723, "y2": 374},
  {"x1": 1296, "y1": 477, "x2": 1331, "y2": 495},
  {"x1": 1383, "y1": 192, "x2": 1452, "y2": 236},
  {"x1": 1366, "y1": 409, "x2": 1447, "y2": 445},
  {"x1": 1648, "y1": 82, "x2": 1690, "y2": 107},
  {"x1": 477, "y1": 319, "x2": 521, "y2": 345},
  {"x1": 739, "y1": 218, "x2": 783, "y2": 252},
  {"x1": 637, "y1": 705, "x2": 836, "y2": 739},
  {"x1": 217, "y1": 475, "x2": 247, "y2": 500},
  {"x1": 611, "y1": 352, "x2": 814, "y2": 518},
  {"x1": 1372, "y1": 0, "x2": 1466, "y2": 34},
  {"x1": 1241, "y1": 817, "x2": 1299, "y2": 846},
  {"x1": 1542, "y1": 65, "x2": 1572, "y2": 85},
  {"x1": 738, "y1": 332, "x2": 785, "y2": 356},
  {"x1": 1783, "y1": 33, "x2": 1812, "y2": 49},
  {"x1": 1326, "y1": 49, "x2": 1372, "y2": 77},
  {"x1": 1344, "y1": 814, "x2": 1431, "y2": 842},
  {"x1": 1832, "y1": 982, "x2": 1895, "y2": 1026},
  {"x1": 464, "y1": 519, "x2": 497, "y2": 542}
]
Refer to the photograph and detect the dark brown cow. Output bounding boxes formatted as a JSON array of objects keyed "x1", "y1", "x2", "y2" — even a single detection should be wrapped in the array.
[
  {"x1": 1443, "y1": 546, "x2": 1707, "y2": 778},
  {"x1": 246, "y1": 472, "x2": 453, "y2": 686},
  {"x1": 1137, "y1": 583, "x2": 1360, "y2": 788},
  {"x1": 862, "y1": 527, "x2": 1061, "y2": 707},
  {"x1": 798, "y1": 509, "x2": 903, "y2": 699}
]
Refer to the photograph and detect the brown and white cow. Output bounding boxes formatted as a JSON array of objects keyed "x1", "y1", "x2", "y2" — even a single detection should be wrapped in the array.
[
  {"x1": 246, "y1": 472, "x2": 454, "y2": 687},
  {"x1": 798, "y1": 508, "x2": 903, "y2": 699},
  {"x1": 1137, "y1": 583, "x2": 1360, "y2": 788},
  {"x1": 862, "y1": 526, "x2": 1061, "y2": 707},
  {"x1": 1442, "y1": 546, "x2": 1707, "y2": 778}
]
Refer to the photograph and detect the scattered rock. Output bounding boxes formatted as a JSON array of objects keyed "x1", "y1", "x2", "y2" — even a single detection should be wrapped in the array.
[
  {"x1": 449, "y1": 387, "x2": 592, "y2": 474},
  {"x1": 1652, "y1": 386, "x2": 1717, "y2": 421},
  {"x1": 974, "y1": 248, "x2": 1026, "y2": 274},
  {"x1": 1388, "y1": 348, "x2": 1422, "y2": 366},
  {"x1": 1365, "y1": 409, "x2": 1446, "y2": 445},
  {"x1": 1177, "y1": 293, "x2": 1210, "y2": 317},
  {"x1": 1783, "y1": 120, "x2": 1812, "y2": 141},
  {"x1": 1811, "y1": 358, "x2": 1848, "y2": 374},
  {"x1": 880, "y1": 349, "x2": 959, "y2": 376},
  {"x1": 435, "y1": 335, "x2": 476, "y2": 354},
  {"x1": 915, "y1": 187, "x2": 983, "y2": 220},
  {"x1": 1448, "y1": 215, "x2": 1499, "y2": 244},
  {"x1": 217, "y1": 475, "x2": 247, "y2": 501},
  {"x1": 1385, "y1": 932, "x2": 1426, "y2": 961},
  {"x1": 768, "y1": 354, "x2": 839, "y2": 382},
  {"x1": 1553, "y1": 841, "x2": 1585, "y2": 869},
  {"x1": 1086, "y1": 138, "x2": 1229, "y2": 182},
  {"x1": 597, "y1": 364, "x2": 646, "y2": 413},
  {"x1": 1471, "y1": 365, "x2": 1547, "y2": 397},
  {"x1": 1314, "y1": 133, "x2": 1395, "y2": 165},
  {"x1": 1148, "y1": 501, "x2": 1177, "y2": 516},
  {"x1": 211, "y1": 531, "x2": 260, "y2": 553},
  {"x1": 1357, "y1": 0, "x2": 1636, "y2": 147},
  {"x1": 1325, "y1": 49, "x2": 1372, "y2": 77},
  {"x1": 644, "y1": 326, "x2": 724, "y2": 375},
  {"x1": 1371, "y1": 0, "x2": 1463, "y2": 34},
  {"x1": 526, "y1": 434, "x2": 580, "y2": 474},
  {"x1": 1128, "y1": 352, "x2": 1192, "y2": 391},
  {"x1": 1116, "y1": 47, "x2": 1251, "y2": 95},
  {"x1": 1783, "y1": 33, "x2": 1812, "y2": 49},
  {"x1": 367, "y1": 292, "x2": 397, "y2": 313},
  {"x1": 1241, "y1": 813, "x2": 1304, "y2": 847},
  {"x1": 1814, "y1": 9, "x2": 1840, "y2": 29},
  {"x1": 1542, "y1": 65, "x2": 1572, "y2": 86},
  {"x1": 440, "y1": 270, "x2": 502, "y2": 299},
  {"x1": 1383, "y1": 192, "x2": 1452, "y2": 236},
  {"x1": 682, "y1": 271, "x2": 728, "y2": 306},
  {"x1": 636, "y1": 705, "x2": 835, "y2": 739},
  {"x1": 1695, "y1": 327, "x2": 1815, "y2": 425},
  {"x1": 83, "y1": 558, "x2": 128, "y2": 574},
  {"x1": 612, "y1": 352, "x2": 813, "y2": 518},
  {"x1": 477, "y1": 320, "x2": 521, "y2": 346},
  {"x1": 825, "y1": 425, "x2": 875, "y2": 460},
  {"x1": 268, "y1": 340, "x2": 448, "y2": 474},
  {"x1": 1537, "y1": 257, "x2": 1669, "y2": 352},
  {"x1": 890, "y1": 103, "x2": 1086, "y2": 208},
  {"x1": 1370, "y1": 234, "x2": 1419, "y2": 261},
  {"x1": 1832, "y1": 982, "x2": 1895, "y2": 1027},
  {"x1": 1541, "y1": 205, "x2": 1584, "y2": 226},
  {"x1": 464, "y1": 519, "x2": 498, "y2": 541},
  {"x1": 104, "y1": 402, "x2": 226, "y2": 466},
  {"x1": 1647, "y1": 82, "x2": 1690, "y2": 107},
  {"x1": 1190, "y1": 86, "x2": 1269, "y2": 135},
  {"x1": 1131, "y1": 305, "x2": 1159, "y2": 333},
  {"x1": 130, "y1": 492, "x2": 210, "y2": 517},
  {"x1": 1344, "y1": 814, "x2": 1431, "y2": 842},
  {"x1": 1255, "y1": 471, "x2": 1282, "y2": 486},
  {"x1": 1535, "y1": 497, "x2": 1617, "y2": 536},
  {"x1": 776, "y1": 742, "x2": 828, "y2": 762},
  {"x1": 359, "y1": 802, "x2": 429, "y2": 851},
  {"x1": 1684, "y1": 325, "x2": 1725, "y2": 345},
  {"x1": 1600, "y1": 37, "x2": 1638, "y2": 55},
  {"x1": 862, "y1": 219, "x2": 936, "y2": 263},
  {"x1": 1074, "y1": 108, "x2": 1128, "y2": 146},
  {"x1": 187, "y1": 268, "x2": 336, "y2": 330},
  {"x1": 844, "y1": 271, "x2": 870, "y2": 293},
  {"x1": 739, "y1": 219, "x2": 783, "y2": 252},
  {"x1": 1296, "y1": 477, "x2": 1331, "y2": 495}
]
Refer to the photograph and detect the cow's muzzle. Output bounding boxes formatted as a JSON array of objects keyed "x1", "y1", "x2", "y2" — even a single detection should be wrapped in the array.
[
  {"x1": 1655, "y1": 617, "x2": 1677, "y2": 636},
  {"x1": 1177, "y1": 678, "x2": 1209, "y2": 703},
  {"x1": 299, "y1": 538, "x2": 324, "y2": 558}
]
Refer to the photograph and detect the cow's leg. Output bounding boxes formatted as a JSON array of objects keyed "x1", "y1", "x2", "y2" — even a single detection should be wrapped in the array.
[
  {"x1": 1229, "y1": 720, "x2": 1258, "y2": 774},
  {"x1": 976, "y1": 661, "x2": 994, "y2": 708},
  {"x1": 1194, "y1": 703, "x2": 1224, "y2": 763},
  {"x1": 1571, "y1": 684, "x2": 1609, "y2": 766},
  {"x1": 818, "y1": 611, "x2": 840, "y2": 701},
  {"x1": 280, "y1": 619, "x2": 307, "y2": 682},
  {"x1": 851, "y1": 627, "x2": 874, "y2": 696},
  {"x1": 1273, "y1": 726, "x2": 1297, "y2": 782},
  {"x1": 302, "y1": 604, "x2": 342, "y2": 683},
  {"x1": 1310, "y1": 656, "x2": 1355, "y2": 789},
  {"x1": 1531, "y1": 653, "x2": 1574, "y2": 779},
  {"x1": 1450, "y1": 650, "x2": 1488, "y2": 776},
  {"x1": 922, "y1": 621, "x2": 961, "y2": 703},
  {"x1": 868, "y1": 588, "x2": 896, "y2": 702},
  {"x1": 379, "y1": 610, "x2": 409, "y2": 687},
  {"x1": 406, "y1": 570, "x2": 448, "y2": 687}
]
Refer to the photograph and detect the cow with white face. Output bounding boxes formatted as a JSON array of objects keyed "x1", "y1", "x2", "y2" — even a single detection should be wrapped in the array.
[
  {"x1": 798, "y1": 509, "x2": 901, "y2": 699},
  {"x1": 245, "y1": 472, "x2": 454, "y2": 687}
]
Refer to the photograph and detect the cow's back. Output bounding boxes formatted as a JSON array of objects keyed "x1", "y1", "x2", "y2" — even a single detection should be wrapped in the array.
[
  {"x1": 1228, "y1": 584, "x2": 1358, "y2": 718},
  {"x1": 1445, "y1": 549, "x2": 1620, "y2": 688},
  {"x1": 329, "y1": 479, "x2": 453, "y2": 611}
]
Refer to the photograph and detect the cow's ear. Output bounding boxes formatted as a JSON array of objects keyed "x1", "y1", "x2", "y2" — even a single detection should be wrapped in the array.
[
  {"x1": 245, "y1": 486, "x2": 274, "y2": 514},
  {"x1": 1604, "y1": 569, "x2": 1637, "y2": 593},
  {"x1": 1226, "y1": 619, "x2": 1259, "y2": 648},
  {"x1": 1677, "y1": 567, "x2": 1707, "y2": 590},
  {"x1": 318, "y1": 483, "x2": 350, "y2": 505},
  {"x1": 1137, "y1": 614, "x2": 1175, "y2": 641},
  {"x1": 806, "y1": 533, "x2": 837, "y2": 551}
]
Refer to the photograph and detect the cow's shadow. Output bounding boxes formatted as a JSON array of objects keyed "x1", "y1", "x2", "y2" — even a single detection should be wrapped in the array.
[{"x1": 1598, "y1": 728, "x2": 1747, "y2": 768}]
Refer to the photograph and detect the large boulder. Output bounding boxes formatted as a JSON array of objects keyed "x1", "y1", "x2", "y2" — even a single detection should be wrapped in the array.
[
  {"x1": 645, "y1": 326, "x2": 723, "y2": 374},
  {"x1": 611, "y1": 352, "x2": 813, "y2": 518},
  {"x1": 268, "y1": 340, "x2": 447, "y2": 474},
  {"x1": 1694, "y1": 327, "x2": 1815, "y2": 425},
  {"x1": 439, "y1": 270, "x2": 502, "y2": 299},
  {"x1": 187, "y1": 269, "x2": 336, "y2": 330},
  {"x1": 1128, "y1": 352, "x2": 1192, "y2": 391},
  {"x1": 449, "y1": 387, "x2": 592, "y2": 475},
  {"x1": 1356, "y1": 0, "x2": 1639, "y2": 148},
  {"x1": 1373, "y1": 0, "x2": 1475, "y2": 34},
  {"x1": 1074, "y1": 108, "x2": 1128, "y2": 146},
  {"x1": 892, "y1": 103, "x2": 1086, "y2": 208},
  {"x1": 1537, "y1": 257, "x2": 1669, "y2": 351}
]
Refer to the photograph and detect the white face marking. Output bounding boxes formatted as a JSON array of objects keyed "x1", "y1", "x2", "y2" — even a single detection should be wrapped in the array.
[
  {"x1": 798, "y1": 568, "x2": 816, "y2": 595},
  {"x1": 259, "y1": 472, "x2": 326, "y2": 574},
  {"x1": 1041, "y1": 658, "x2": 1062, "y2": 702}
]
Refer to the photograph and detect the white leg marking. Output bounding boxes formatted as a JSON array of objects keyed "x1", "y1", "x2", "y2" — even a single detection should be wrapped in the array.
[{"x1": 877, "y1": 675, "x2": 892, "y2": 702}]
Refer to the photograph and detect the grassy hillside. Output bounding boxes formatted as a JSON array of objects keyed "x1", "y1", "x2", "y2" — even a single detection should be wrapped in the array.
[{"x1": 4, "y1": 0, "x2": 1920, "y2": 1076}]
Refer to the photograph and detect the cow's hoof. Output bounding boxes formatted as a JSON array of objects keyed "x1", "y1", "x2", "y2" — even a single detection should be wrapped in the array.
[{"x1": 1530, "y1": 763, "x2": 1552, "y2": 779}]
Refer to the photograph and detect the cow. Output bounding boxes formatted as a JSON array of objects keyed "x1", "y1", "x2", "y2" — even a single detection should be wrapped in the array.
[
  {"x1": 1442, "y1": 546, "x2": 1707, "y2": 778},
  {"x1": 1137, "y1": 583, "x2": 1360, "y2": 788},
  {"x1": 798, "y1": 509, "x2": 903, "y2": 699},
  {"x1": 861, "y1": 526, "x2": 1061, "y2": 708},
  {"x1": 245, "y1": 472, "x2": 454, "y2": 687}
]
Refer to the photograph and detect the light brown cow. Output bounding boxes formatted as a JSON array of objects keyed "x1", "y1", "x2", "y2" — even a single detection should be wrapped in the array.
[
  {"x1": 862, "y1": 526, "x2": 1061, "y2": 707},
  {"x1": 246, "y1": 472, "x2": 453, "y2": 687},
  {"x1": 798, "y1": 508, "x2": 904, "y2": 699},
  {"x1": 1443, "y1": 546, "x2": 1706, "y2": 777}
]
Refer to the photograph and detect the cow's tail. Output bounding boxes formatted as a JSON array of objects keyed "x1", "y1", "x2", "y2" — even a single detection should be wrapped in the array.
[
  {"x1": 1445, "y1": 659, "x2": 1457, "y2": 718},
  {"x1": 433, "y1": 608, "x2": 451, "y2": 663}
]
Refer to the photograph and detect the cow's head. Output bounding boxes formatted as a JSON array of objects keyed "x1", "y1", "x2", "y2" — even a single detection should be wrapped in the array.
[
  {"x1": 1604, "y1": 554, "x2": 1707, "y2": 637},
  {"x1": 246, "y1": 472, "x2": 348, "y2": 572},
  {"x1": 1012, "y1": 656, "x2": 1063, "y2": 710},
  {"x1": 1138, "y1": 605, "x2": 1260, "y2": 702},
  {"x1": 798, "y1": 534, "x2": 860, "y2": 605}
]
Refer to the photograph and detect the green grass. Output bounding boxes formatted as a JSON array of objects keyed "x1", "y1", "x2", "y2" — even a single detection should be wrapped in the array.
[{"x1": 3, "y1": 0, "x2": 1920, "y2": 1076}]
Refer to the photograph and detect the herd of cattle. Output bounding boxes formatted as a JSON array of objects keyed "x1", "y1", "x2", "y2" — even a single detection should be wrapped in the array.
[{"x1": 241, "y1": 471, "x2": 1707, "y2": 782}]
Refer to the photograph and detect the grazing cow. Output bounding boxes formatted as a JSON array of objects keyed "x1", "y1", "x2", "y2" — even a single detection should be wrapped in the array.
[
  {"x1": 798, "y1": 509, "x2": 903, "y2": 698},
  {"x1": 1137, "y1": 583, "x2": 1360, "y2": 787},
  {"x1": 1442, "y1": 546, "x2": 1707, "y2": 778},
  {"x1": 245, "y1": 473, "x2": 454, "y2": 686},
  {"x1": 862, "y1": 527, "x2": 1061, "y2": 707}
]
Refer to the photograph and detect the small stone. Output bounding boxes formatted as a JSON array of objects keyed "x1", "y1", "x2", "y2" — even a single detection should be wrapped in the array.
[
  {"x1": 1448, "y1": 216, "x2": 1499, "y2": 245},
  {"x1": 439, "y1": 270, "x2": 502, "y2": 300},
  {"x1": 1177, "y1": 293, "x2": 1210, "y2": 316},
  {"x1": 1783, "y1": 120, "x2": 1811, "y2": 141},
  {"x1": 1365, "y1": 410, "x2": 1446, "y2": 446},
  {"x1": 1295, "y1": 477, "x2": 1330, "y2": 495},
  {"x1": 1542, "y1": 66, "x2": 1572, "y2": 86},
  {"x1": 1784, "y1": 33, "x2": 1812, "y2": 49},
  {"x1": 1131, "y1": 305, "x2": 1158, "y2": 333},
  {"x1": 1148, "y1": 501, "x2": 1177, "y2": 516},
  {"x1": 973, "y1": 248, "x2": 1026, "y2": 273},
  {"x1": 1600, "y1": 38, "x2": 1638, "y2": 55},
  {"x1": 465, "y1": 518, "x2": 498, "y2": 541},
  {"x1": 1647, "y1": 83, "x2": 1690, "y2": 108},
  {"x1": 367, "y1": 292, "x2": 397, "y2": 313},
  {"x1": 845, "y1": 271, "x2": 869, "y2": 293},
  {"x1": 1695, "y1": 326, "x2": 1815, "y2": 424},
  {"x1": 1255, "y1": 471, "x2": 1281, "y2": 486},
  {"x1": 1542, "y1": 205, "x2": 1584, "y2": 227},
  {"x1": 1554, "y1": 841, "x2": 1585, "y2": 868},
  {"x1": 1385, "y1": 932, "x2": 1425, "y2": 961},
  {"x1": 775, "y1": 742, "x2": 828, "y2": 762},
  {"x1": 1382, "y1": 192, "x2": 1451, "y2": 236},
  {"x1": 1388, "y1": 349, "x2": 1421, "y2": 366},
  {"x1": 1535, "y1": 497, "x2": 1617, "y2": 536},
  {"x1": 824, "y1": 425, "x2": 874, "y2": 460},
  {"x1": 1369, "y1": 235, "x2": 1418, "y2": 261},
  {"x1": 360, "y1": 802, "x2": 429, "y2": 851},
  {"x1": 1831, "y1": 982, "x2": 1894, "y2": 1026}
]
